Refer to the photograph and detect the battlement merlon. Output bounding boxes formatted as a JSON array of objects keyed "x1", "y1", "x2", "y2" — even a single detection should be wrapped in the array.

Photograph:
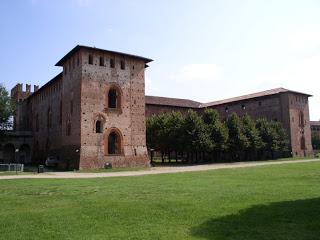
[{"x1": 10, "y1": 83, "x2": 39, "y2": 102}]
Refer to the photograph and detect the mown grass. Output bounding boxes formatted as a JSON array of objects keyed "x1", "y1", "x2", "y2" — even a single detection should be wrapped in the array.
[{"x1": 0, "y1": 161, "x2": 319, "y2": 240}]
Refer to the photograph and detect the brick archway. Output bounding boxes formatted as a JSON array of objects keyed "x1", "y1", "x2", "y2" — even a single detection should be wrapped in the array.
[{"x1": 103, "y1": 128, "x2": 124, "y2": 155}]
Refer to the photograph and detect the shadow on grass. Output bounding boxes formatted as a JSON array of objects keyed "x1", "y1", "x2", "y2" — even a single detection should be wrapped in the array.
[{"x1": 190, "y1": 198, "x2": 320, "y2": 240}]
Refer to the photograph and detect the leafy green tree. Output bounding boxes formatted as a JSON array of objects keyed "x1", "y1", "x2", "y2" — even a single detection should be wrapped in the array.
[
  {"x1": 242, "y1": 114, "x2": 262, "y2": 160},
  {"x1": 164, "y1": 111, "x2": 184, "y2": 161},
  {"x1": 226, "y1": 113, "x2": 249, "y2": 161},
  {"x1": 202, "y1": 109, "x2": 229, "y2": 161},
  {"x1": 0, "y1": 84, "x2": 15, "y2": 130},
  {"x1": 256, "y1": 118, "x2": 288, "y2": 159},
  {"x1": 312, "y1": 133, "x2": 320, "y2": 150},
  {"x1": 183, "y1": 110, "x2": 210, "y2": 162}
]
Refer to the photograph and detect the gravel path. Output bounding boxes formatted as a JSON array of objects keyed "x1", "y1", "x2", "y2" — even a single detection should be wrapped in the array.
[{"x1": 0, "y1": 159, "x2": 318, "y2": 180}]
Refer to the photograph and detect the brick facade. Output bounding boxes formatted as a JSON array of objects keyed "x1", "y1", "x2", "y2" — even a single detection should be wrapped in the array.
[
  {"x1": 9, "y1": 45, "x2": 313, "y2": 168},
  {"x1": 11, "y1": 45, "x2": 152, "y2": 169},
  {"x1": 146, "y1": 89, "x2": 313, "y2": 157}
]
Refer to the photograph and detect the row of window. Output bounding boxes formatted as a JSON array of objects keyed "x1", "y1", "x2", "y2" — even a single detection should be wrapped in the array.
[
  {"x1": 311, "y1": 126, "x2": 320, "y2": 131},
  {"x1": 223, "y1": 101, "x2": 263, "y2": 113},
  {"x1": 88, "y1": 54, "x2": 126, "y2": 70}
]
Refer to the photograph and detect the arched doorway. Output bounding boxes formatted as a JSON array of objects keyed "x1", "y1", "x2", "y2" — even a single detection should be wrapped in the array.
[
  {"x1": 105, "y1": 128, "x2": 123, "y2": 155},
  {"x1": 3, "y1": 144, "x2": 15, "y2": 163},
  {"x1": 19, "y1": 144, "x2": 31, "y2": 164}
]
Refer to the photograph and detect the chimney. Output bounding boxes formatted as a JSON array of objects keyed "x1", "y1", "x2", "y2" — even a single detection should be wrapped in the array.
[{"x1": 34, "y1": 85, "x2": 39, "y2": 92}]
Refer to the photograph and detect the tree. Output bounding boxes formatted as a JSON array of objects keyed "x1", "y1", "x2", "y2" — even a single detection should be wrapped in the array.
[
  {"x1": 202, "y1": 109, "x2": 229, "y2": 161},
  {"x1": 242, "y1": 114, "x2": 262, "y2": 160},
  {"x1": 0, "y1": 84, "x2": 15, "y2": 130},
  {"x1": 312, "y1": 133, "x2": 320, "y2": 150},
  {"x1": 256, "y1": 118, "x2": 288, "y2": 159},
  {"x1": 226, "y1": 113, "x2": 249, "y2": 161},
  {"x1": 183, "y1": 110, "x2": 210, "y2": 162},
  {"x1": 164, "y1": 111, "x2": 184, "y2": 161}
]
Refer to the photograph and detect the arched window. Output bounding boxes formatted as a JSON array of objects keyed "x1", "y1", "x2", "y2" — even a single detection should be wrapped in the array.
[
  {"x1": 107, "y1": 130, "x2": 122, "y2": 155},
  {"x1": 300, "y1": 136, "x2": 306, "y2": 150},
  {"x1": 108, "y1": 87, "x2": 121, "y2": 109},
  {"x1": 96, "y1": 120, "x2": 102, "y2": 133}
]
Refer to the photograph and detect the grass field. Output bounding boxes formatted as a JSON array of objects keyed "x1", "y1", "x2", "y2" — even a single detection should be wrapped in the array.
[{"x1": 0, "y1": 161, "x2": 319, "y2": 239}]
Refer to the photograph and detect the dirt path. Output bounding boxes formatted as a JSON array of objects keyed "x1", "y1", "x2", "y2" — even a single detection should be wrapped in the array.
[{"x1": 0, "y1": 159, "x2": 318, "y2": 180}]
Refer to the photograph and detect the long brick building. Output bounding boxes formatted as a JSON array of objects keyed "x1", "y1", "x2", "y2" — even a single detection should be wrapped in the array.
[{"x1": 1, "y1": 45, "x2": 314, "y2": 168}]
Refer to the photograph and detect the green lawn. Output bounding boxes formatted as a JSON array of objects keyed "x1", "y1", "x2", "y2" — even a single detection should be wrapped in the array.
[{"x1": 0, "y1": 161, "x2": 319, "y2": 240}]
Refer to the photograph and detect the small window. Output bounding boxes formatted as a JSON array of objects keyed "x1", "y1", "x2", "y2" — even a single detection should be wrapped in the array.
[
  {"x1": 89, "y1": 54, "x2": 93, "y2": 65},
  {"x1": 96, "y1": 120, "x2": 102, "y2": 133},
  {"x1": 47, "y1": 107, "x2": 52, "y2": 129},
  {"x1": 241, "y1": 104, "x2": 245, "y2": 110},
  {"x1": 120, "y1": 60, "x2": 125, "y2": 70},
  {"x1": 59, "y1": 101, "x2": 62, "y2": 125},
  {"x1": 258, "y1": 101, "x2": 262, "y2": 106},
  {"x1": 110, "y1": 59, "x2": 115, "y2": 68},
  {"x1": 108, "y1": 89, "x2": 118, "y2": 108},
  {"x1": 77, "y1": 56, "x2": 80, "y2": 66},
  {"x1": 225, "y1": 107, "x2": 229, "y2": 113},
  {"x1": 70, "y1": 100, "x2": 73, "y2": 115},
  {"x1": 66, "y1": 122, "x2": 71, "y2": 136},
  {"x1": 99, "y1": 57, "x2": 104, "y2": 66},
  {"x1": 35, "y1": 114, "x2": 39, "y2": 132}
]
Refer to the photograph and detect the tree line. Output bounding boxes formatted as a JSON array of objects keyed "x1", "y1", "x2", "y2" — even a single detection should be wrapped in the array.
[{"x1": 146, "y1": 109, "x2": 289, "y2": 163}]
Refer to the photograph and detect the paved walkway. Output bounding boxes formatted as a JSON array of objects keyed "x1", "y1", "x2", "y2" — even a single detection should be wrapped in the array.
[{"x1": 0, "y1": 159, "x2": 319, "y2": 180}]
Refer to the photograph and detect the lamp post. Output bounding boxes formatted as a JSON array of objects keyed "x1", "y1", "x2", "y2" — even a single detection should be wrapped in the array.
[{"x1": 15, "y1": 148, "x2": 19, "y2": 174}]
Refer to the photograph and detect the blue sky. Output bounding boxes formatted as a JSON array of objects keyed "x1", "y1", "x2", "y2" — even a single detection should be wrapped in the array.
[{"x1": 1, "y1": 0, "x2": 319, "y2": 120}]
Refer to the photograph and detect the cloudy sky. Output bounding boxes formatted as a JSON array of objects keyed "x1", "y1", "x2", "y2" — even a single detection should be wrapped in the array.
[{"x1": 1, "y1": 0, "x2": 319, "y2": 120}]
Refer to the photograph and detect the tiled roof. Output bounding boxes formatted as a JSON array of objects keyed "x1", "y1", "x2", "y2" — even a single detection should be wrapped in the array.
[
  {"x1": 145, "y1": 96, "x2": 202, "y2": 108},
  {"x1": 56, "y1": 45, "x2": 153, "y2": 66},
  {"x1": 146, "y1": 88, "x2": 312, "y2": 109},
  {"x1": 310, "y1": 121, "x2": 320, "y2": 126},
  {"x1": 201, "y1": 88, "x2": 312, "y2": 107}
]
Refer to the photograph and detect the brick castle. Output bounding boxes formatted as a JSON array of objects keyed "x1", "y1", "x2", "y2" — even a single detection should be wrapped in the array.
[{"x1": 2, "y1": 45, "x2": 313, "y2": 168}]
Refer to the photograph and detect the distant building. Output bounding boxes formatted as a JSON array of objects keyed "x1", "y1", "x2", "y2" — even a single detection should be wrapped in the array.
[
  {"x1": 146, "y1": 88, "x2": 313, "y2": 157},
  {"x1": 311, "y1": 121, "x2": 320, "y2": 136},
  {"x1": 0, "y1": 45, "x2": 314, "y2": 168}
]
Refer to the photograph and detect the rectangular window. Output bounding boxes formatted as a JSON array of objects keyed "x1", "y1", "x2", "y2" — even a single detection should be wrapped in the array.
[
  {"x1": 110, "y1": 58, "x2": 115, "y2": 68},
  {"x1": 120, "y1": 60, "x2": 125, "y2": 70},
  {"x1": 99, "y1": 56, "x2": 104, "y2": 66},
  {"x1": 35, "y1": 114, "x2": 39, "y2": 132},
  {"x1": 70, "y1": 100, "x2": 73, "y2": 115},
  {"x1": 89, "y1": 54, "x2": 93, "y2": 65},
  {"x1": 59, "y1": 101, "x2": 62, "y2": 125}
]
